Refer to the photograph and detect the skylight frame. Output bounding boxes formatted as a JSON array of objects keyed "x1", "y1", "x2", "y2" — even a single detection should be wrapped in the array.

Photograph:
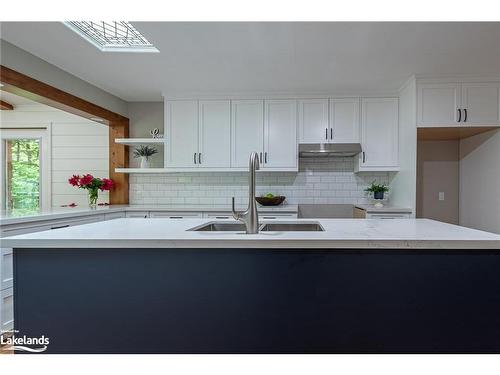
[{"x1": 64, "y1": 21, "x2": 159, "y2": 53}]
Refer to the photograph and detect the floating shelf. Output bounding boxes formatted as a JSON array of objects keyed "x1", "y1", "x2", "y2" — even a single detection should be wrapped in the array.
[
  {"x1": 115, "y1": 167, "x2": 299, "y2": 174},
  {"x1": 115, "y1": 138, "x2": 165, "y2": 145}
]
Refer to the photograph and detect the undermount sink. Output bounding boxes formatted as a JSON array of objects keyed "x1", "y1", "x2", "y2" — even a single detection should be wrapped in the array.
[
  {"x1": 191, "y1": 222, "x2": 247, "y2": 231},
  {"x1": 259, "y1": 222, "x2": 324, "y2": 232},
  {"x1": 189, "y1": 221, "x2": 325, "y2": 232}
]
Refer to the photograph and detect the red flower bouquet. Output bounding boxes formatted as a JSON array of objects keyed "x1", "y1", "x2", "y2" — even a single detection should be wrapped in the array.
[{"x1": 68, "y1": 174, "x2": 113, "y2": 207}]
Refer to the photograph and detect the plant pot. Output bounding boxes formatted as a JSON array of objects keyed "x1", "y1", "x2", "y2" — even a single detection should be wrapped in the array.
[
  {"x1": 140, "y1": 157, "x2": 151, "y2": 168},
  {"x1": 374, "y1": 191, "x2": 385, "y2": 200}
]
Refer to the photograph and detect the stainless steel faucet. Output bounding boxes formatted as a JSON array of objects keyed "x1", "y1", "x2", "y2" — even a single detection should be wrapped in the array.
[{"x1": 232, "y1": 152, "x2": 260, "y2": 234}]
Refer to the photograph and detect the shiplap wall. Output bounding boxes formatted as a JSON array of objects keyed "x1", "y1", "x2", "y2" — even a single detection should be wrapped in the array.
[{"x1": 1, "y1": 103, "x2": 109, "y2": 207}]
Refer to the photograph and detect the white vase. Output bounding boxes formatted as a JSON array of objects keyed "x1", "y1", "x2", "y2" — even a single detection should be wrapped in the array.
[{"x1": 140, "y1": 157, "x2": 150, "y2": 168}]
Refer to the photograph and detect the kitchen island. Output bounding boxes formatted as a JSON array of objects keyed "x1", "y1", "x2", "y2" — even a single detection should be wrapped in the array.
[{"x1": 3, "y1": 218, "x2": 500, "y2": 353}]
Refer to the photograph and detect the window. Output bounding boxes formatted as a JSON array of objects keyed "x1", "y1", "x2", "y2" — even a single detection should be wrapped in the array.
[
  {"x1": 0, "y1": 129, "x2": 50, "y2": 213},
  {"x1": 64, "y1": 21, "x2": 159, "y2": 52}
]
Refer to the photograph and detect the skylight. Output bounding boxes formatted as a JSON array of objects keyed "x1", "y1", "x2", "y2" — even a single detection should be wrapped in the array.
[{"x1": 64, "y1": 21, "x2": 159, "y2": 53}]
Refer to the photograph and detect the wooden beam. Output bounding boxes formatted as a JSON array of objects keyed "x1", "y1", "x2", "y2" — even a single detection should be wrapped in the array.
[
  {"x1": 0, "y1": 65, "x2": 130, "y2": 204},
  {"x1": 109, "y1": 120, "x2": 129, "y2": 204},
  {"x1": 0, "y1": 100, "x2": 14, "y2": 110},
  {"x1": 0, "y1": 65, "x2": 127, "y2": 123}
]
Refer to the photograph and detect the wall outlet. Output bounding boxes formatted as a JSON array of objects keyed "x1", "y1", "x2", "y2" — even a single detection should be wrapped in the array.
[{"x1": 438, "y1": 192, "x2": 445, "y2": 201}]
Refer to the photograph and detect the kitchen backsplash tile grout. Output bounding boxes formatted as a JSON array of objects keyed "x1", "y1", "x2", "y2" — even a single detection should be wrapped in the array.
[{"x1": 129, "y1": 157, "x2": 391, "y2": 206}]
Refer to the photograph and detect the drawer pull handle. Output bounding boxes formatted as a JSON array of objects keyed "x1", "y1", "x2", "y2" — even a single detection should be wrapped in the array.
[
  {"x1": 51, "y1": 224, "x2": 70, "y2": 230},
  {"x1": 169, "y1": 216, "x2": 183, "y2": 219},
  {"x1": 215, "y1": 216, "x2": 229, "y2": 219}
]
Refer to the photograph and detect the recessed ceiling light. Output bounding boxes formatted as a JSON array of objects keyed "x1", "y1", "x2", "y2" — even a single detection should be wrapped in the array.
[{"x1": 64, "y1": 21, "x2": 159, "y2": 53}]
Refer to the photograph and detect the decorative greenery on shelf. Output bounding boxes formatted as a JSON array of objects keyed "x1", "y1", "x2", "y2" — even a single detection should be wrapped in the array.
[
  {"x1": 364, "y1": 181, "x2": 389, "y2": 194},
  {"x1": 133, "y1": 145, "x2": 158, "y2": 160}
]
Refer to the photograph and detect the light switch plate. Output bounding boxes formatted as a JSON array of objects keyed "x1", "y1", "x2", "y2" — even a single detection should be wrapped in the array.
[{"x1": 439, "y1": 192, "x2": 445, "y2": 201}]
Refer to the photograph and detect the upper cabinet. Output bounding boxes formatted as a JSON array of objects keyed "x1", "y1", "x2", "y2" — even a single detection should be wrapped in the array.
[
  {"x1": 165, "y1": 100, "x2": 199, "y2": 168},
  {"x1": 199, "y1": 100, "x2": 231, "y2": 168},
  {"x1": 298, "y1": 98, "x2": 360, "y2": 143},
  {"x1": 166, "y1": 100, "x2": 231, "y2": 168},
  {"x1": 298, "y1": 99, "x2": 329, "y2": 143},
  {"x1": 329, "y1": 98, "x2": 360, "y2": 143},
  {"x1": 417, "y1": 81, "x2": 500, "y2": 127},
  {"x1": 231, "y1": 100, "x2": 264, "y2": 168},
  {"x1": 263, "y1": 100, "x2": 297, "y2": 169},
  {"x1": 355, "y1": 97, "x2": 399, "y2": 172}
]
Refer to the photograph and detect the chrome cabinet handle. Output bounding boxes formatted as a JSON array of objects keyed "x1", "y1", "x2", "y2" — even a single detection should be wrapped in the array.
[
  {"x1": 259, "y1": 152, "x2": 263, "y2": 163},
  {"x1": 198, "y1": 153, "x2": 202, "y2": 164},
  {"x1": 325, "y1": 128, "x2": 328, "y2": 140},
  {"x1": 464, "y1": 109, "x2": 467, "y2": 122},
  {"x1": 194, "y1": 152, "x2": 197, "y2": 164},
  {"x1": 51, "y1": 224, "x2": 70, "y2": 230},
  {"x1": 458, "y1": 109, "x2": 462, "y2": 122},
  {"x1": 264, "y1": 152, "x2": 268, "y2": 164},
  {"x1": 362, "y1": 152, "x2": 366, "y2": 163},
  {"x1": 330, "y1": 128, "x2": 333, "y2": 140}
]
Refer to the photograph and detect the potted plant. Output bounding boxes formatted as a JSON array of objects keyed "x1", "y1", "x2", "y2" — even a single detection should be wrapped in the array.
[
  {"x1": 68, "y1": 174, "x2": 113, "y2": 207},
  {"x1": 364, "y1": 181, "x2": 389, "y2": 200},
  {"x1": 133, "y1": 145, "x2": 158, "y2": 168}
]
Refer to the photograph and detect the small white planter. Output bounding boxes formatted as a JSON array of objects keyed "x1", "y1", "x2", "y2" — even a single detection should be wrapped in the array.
[{"x1": 140, "y1": 157, "x2": 151, "y2": 168}]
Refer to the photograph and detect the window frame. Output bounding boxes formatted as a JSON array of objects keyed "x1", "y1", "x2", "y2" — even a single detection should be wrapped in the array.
[{"x1": 0, "y1": 126, "x2": 52, "y2": 211}]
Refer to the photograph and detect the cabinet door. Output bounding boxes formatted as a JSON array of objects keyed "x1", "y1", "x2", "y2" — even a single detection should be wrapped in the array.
[
  {"x1": 461, "y1": 82, "x2": 500, "y2": 126},
  {"x1": 1, "y1": 248, "x2": 13, "y2": 290},
  {"x1": 231, "y1": 100, "x2": 264, "y2": 168},
  {"x1": 264, "y1": 100, "x2": 297, "y2": 169},
  {"x1": 359, "y1": 98, "x2": 399, "y2": 168},
  {"x1": 166, "y1": 100, "x2": 199, "y2": 168},
  {"x1": 330, "y1": 98, "x2": 360, "y2": 143},
  {"x1": 198, "y1": 100, "x2": 231, "y2": 167},
  {"x1": 298, "y1": 99, "x2": 329, "y2": 143},
  {"x1": 1, "y1": 288, "x2": 14, "y2": 332},
  {"x1": 417, "y1": 83, "x2": 461, "y2": 127}
]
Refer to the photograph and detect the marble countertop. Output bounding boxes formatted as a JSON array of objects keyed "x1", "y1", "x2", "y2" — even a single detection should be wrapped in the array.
[
  {"x1": 354, "y1": 204, "x2": 413, "y2": 213},
  {"x1": 0, "y1": 204, "x2": 298, "y2": 226},
  {"x1": 3, "y1": 218, "x2": 499, "y2": 249}
]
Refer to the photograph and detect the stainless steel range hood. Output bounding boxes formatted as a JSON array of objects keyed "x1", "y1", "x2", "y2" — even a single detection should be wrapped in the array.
[{"x1": 299, "y1": 143, "x2": 362, "y2": 158}]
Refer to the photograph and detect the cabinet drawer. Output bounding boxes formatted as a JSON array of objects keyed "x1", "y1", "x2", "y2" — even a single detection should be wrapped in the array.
[
  {"x1": 0, "y1": 248, "x2": 13, "y2": 290},
  {"x1": 104, "y1": 212, "x2": 126, "y2": 221},
  {"x1": 204, "y1": 212, "x2": 233, "y2": 219},
  {"x1": 366, "y1": 213, "x2": 411, "y2": 219},
  {"x1": 1, "y1": 215, "x2": 105, "y2": 237},
  {"x1": 1, "y1": 288, "x2": 14, "y2": 333},
  {"x1": 125, "y1": 211, "x2": 150, "y2": 218},
  {"x1": 150, "y1": 211, "x2": 202, "y2": 219},
  {"x1": 259, "y1": 213, "x2": 298, "y2": 220}
]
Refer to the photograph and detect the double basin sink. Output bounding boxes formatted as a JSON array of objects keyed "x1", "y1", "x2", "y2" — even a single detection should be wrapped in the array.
[{"x1": 189, "y1": 221, "x2": 324, "y2": 232}]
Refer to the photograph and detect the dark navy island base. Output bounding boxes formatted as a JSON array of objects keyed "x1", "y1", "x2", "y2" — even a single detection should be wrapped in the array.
[{"x1": 13, "y1": 248, "x2": 500, "y2": 353}]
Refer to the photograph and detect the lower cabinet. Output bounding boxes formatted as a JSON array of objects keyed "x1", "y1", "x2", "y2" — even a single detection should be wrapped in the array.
[
  {"x1": 149, "y1": 211, "x2": 203, "y2": 219},
  {"x1": 1, "y1": 288, "x2": 14, "y2": 333},
  {"x1": 0, "y1": 249, "x2": 13, "y2": 291},
  {"x1": 125, "y1": 211, "x2": 150, "y2": 218},
  {"x1": 354, "y1": 207, "x2": 411, "y2": 219},
  {"x1": 104, "y1": 212, "x2": 126, "y2": 220}
]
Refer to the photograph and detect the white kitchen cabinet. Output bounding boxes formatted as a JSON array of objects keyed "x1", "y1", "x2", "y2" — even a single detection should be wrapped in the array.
[
  {"x1": 0, "y1": 248, "x2": 13, "y2": 290},
  {"x1": 356, "y1": 97, "x2": 399, "y2": 172},
  {"x1": 263, "y1": 100, "x2": 297, "y2": 169},
  {"x1": 298, "y1": 99, "x2": 329, "y2": 143},
  {"x1": 104, "y1": 212, "x2": 126, "y2": 221},
  {"x1": 165, "y1": 100, "x2": 199, "y2": 168},
  {"x1": 1, "y1": 288, "x2": 14, "y2": 332},
  {"x1": 231, "y1": 100, "x2": 264, "y2": 168},
  {"x1": 461, "y1": 82, "x2": 500, "y2": 126},
  {"x1": 125, "y1": 211, "x2": 150, "y2": 218},
  {"x1": 417, "y1": 81, "x2": 500, "y2": 127},
  {"x1": 198, "y1": 100, "x2": 231, "y2": 168},
  {"x1": 259, "y1": 213, "x2": 298, "y2": 220},
  {"x1": 329, "y1": 98, "x2": 360, "y2": 143},
  {"x1": 149, "y1": 211, "x2": 202, "y2": 219}
]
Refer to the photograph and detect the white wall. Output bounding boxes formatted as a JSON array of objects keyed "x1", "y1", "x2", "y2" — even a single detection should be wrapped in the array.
[
  {"x1": 390, "y1": 78, "x2": 417, "y2": 216},
  {"x1": 459, "y1": 129, "x2": 500, "y2": 234},
  {"x1": 1, "y1": 103, "x2": 109, "y2": 207}
]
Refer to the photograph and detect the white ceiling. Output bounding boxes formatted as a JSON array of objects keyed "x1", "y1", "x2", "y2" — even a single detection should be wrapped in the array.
[{"x1": 1, "y1": 22, "x2": 500, "y2": 102}]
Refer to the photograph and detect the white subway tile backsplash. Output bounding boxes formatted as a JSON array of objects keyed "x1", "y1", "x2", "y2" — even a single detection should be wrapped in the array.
[{"x1": 129, "y1": 157, "x2": 391, "y2": 206}]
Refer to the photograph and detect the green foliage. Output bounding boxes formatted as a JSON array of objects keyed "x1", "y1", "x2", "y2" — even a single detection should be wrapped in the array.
[
  {"x1": 133, "y1": 145, "x2": 158, "y2": 159},
  {"x1": 7, "y1": 139, "x2": 40, "y2": 210},
  {"x1": 364, "y1": 180, "x2": 389, "y2": 194}
]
